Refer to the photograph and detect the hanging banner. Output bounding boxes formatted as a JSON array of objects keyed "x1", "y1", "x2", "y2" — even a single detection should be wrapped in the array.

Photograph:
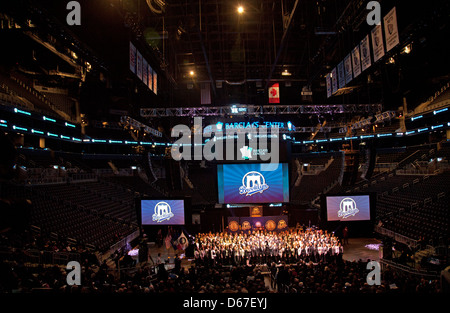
[
  {"x1": 142, "y1": 58, "x2": 148, "y2": 86},
  {"x1": 153, "y1": 71, "x2": 158, "y2": 95},
  {"x1": 227, "y1": 216, "x2": 289, "y2": 233},
  {"x1": 331, "y1": 67, "x2": 338, "y2": 94},
  {"x1": 129, "y1": 42, "x2": 136, "y2": 74},
  {"x1": 268, "y1": 83, "x2": 280, "y2": 103},
  {"x1": 360, "y1": 35, "x2": 372, "y2": 72},
  {"x1": 344, "y1": 54, "x2": 353, "y2": 84},
  {"x1": 371, "y1": 24, "x2": 385, "y2": 62},
  {"x1": 227, "y1": 217, "x2": 240, "y2": 232},
  {"x1": 325, "y1": 73, "x2": 332, "y2": 98},
  {"x1": 148, "y1": 64, "x2": 153, "y2": 91},
  {"x1": 384, "y1": 7, "x2": 400, "y2": 52},
  {"x1": 250, "y1": 206, "x2": 263, "y2": 217},
  {"x1": 136, "y1": 50, "x2": 143, "y2": 80},
  {"x1": 201, "y1": 83, "x2": 211, "y2": 105},
  {"x1": 352, "y1": 44, "x2": 362, "y2": 78},
  {"x1": 338, "y1": 61, "x2": 345, "y2": 89}
]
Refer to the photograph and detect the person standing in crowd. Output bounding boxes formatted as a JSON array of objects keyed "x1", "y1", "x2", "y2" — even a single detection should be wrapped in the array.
[
  {"x1": 343, "y1": 226, "x2": 349, "y2": 245},
  {"x1": 174, "y1": 254, "x2": 181, "y2": 275}
]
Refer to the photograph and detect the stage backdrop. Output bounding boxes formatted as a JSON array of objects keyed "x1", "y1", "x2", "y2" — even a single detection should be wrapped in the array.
[{"x1": 227, "y1": 215, "x2": 288, "y2": 233}]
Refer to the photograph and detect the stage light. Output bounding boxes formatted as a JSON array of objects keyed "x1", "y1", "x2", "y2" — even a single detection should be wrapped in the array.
[
  {"x1": 216, "y1": 122, "x2": 223, "y2": 131},
  {"x1": 43, "y1": 116, "x2": 56, "y2": 122},
  {"x1": 14, "y1": 108, "x2": 31, "y2": 116},
  {"x1": 189, "y1": 70, "x2": 195, "y2": 76},
  {"x1": 401, "y1": 44, "x2": 412, "y2": 54},
  {"x1": 282, "y1": 69, "x2": 291, "y2": 76},
  {"x1": 287, "y1": 121, "x2": 292, "y2": 130},
  {"x1": 237, "y1": 6, "x2": 244, "y2": 14}
]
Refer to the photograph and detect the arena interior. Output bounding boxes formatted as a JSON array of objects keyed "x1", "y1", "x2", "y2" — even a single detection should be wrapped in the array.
[{"x1": 0, "y1": 0, "x2": 450, "y2": 298}]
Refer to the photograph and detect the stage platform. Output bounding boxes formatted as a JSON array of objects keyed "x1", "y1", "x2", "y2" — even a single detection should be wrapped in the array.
[{"x1": 142, "y1": 237, "x2": 381, "y2": 270}]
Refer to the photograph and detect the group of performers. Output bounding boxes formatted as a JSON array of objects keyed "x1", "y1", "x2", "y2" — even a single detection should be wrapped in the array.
[{"x1": 192, "y1": 227, "x2": 344, "y2": 266}]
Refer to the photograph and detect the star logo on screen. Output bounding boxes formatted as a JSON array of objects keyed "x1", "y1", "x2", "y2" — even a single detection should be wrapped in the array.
[
  {"x1": 239, "y1": 171, "x2": 269, "y2": 196},
  {"x1": 240, "y1": 146, "x2": 253, "y2": 159},
  {"x1": 152, "y1": 201, "x2": 175, "y2": 223},
  {"x1": 338, "y1": 198, "x2": 359, "y2": 219}
]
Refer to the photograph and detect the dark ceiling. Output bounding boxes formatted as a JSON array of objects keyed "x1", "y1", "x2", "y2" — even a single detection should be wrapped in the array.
[{"x1": 1, "y1": 0, "x2": 449, "y2": 113}]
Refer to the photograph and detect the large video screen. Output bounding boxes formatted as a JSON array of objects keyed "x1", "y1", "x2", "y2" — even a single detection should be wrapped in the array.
[
  {"x1": 141, "y1": 199, "x2": 185, "y2": 225},
  {"x1": 326, "y1": 195, "x2": 371, "y2": 221},
  {"x1": 217, "y1": 163, "x2": 289, "y2": 204}
]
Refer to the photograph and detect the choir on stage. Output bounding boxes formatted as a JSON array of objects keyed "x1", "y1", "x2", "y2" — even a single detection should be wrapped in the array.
[{"x1": 192, "y1": 227, "x2": 343, "y2": 266}]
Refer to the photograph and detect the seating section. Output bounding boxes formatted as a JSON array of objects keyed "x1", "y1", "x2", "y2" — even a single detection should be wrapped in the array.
[
  {"x1": 32, "y1": 182, "x2": 137, "y2": 222},
  {"x1": 29, "y1": 196, "x2": 134, "y2": 251},
  {"x1": 383, "y1": 195, "x2": 450, "y2": 242},
  {"x1": 40, "y1": 92, "x2": 76, "y2": 118},
  {"x1": 106, "y1": 176, "x2": 167, "y2": 198},
  {"x1": 291, "y1": 153, "x2": 343, "y2": 203},
  {"x1": 376, "y1": 148, "x2": 407, "y2": 164},
  {"x1": 0, "y1": 182, "x2": 137, "y2": 252},
  {"x1": 185, "y1": 164, "x2": 217, "y2": 204},
  {"x1": 376, "y1": 171, "x2": 450, "y2": 241}
]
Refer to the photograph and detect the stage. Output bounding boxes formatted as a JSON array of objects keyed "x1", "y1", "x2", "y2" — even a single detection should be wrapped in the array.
[{"x1": 142, "y1": 237, "x2": 382, "y2": 270}]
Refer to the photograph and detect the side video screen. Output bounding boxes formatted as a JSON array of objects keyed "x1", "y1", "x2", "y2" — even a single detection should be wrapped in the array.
[{"x1": 141, "y1": 199, "x2": 185, "y2": 225}]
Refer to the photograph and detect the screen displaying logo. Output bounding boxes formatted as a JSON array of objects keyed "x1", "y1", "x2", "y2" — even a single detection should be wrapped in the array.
[
  {"x1": 326, "y1": 195, "x2": 370, "y2": 221},
  {"x1": 141, "y1": 200, "x2": 185, "y2": 225},
  {"x1": 152, "y1": 201, "x2": 175, "y2": 223},
  {"x1": 217, "y1": 163, "x2": 289, "y2": 204},
  {"x1": 338, "y1": 198, "x2": 360, "y2": 219},
  {"x1": 239, "y1": 171, "x2": 269, "y2": 196}
]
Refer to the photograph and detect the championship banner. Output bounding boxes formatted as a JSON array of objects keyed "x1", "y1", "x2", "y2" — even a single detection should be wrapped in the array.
[
  {"x1": 142, "y1": 58, "x2": 148, "y2": 86},
  {"x1": 371, "y1": 24, "x2": 385, "y2": 62},
  {"x1": 268, "y1": 83, "x2": 280, "y2": 103},
  {"x1": 384, "y1": 7, "x2": 400, "y2": 52},
  {"x1": 153, "y1": 71, "x2": 158, "y2": 95},
  {"x1": 250, "y1": 206, "x2": 263, "y2": 217},
  {"x1": 344, "y1": 54, "x2": 353, "y2": 84},
  {"x1": 331, "y1": 67, "x2": 338, "y2": 94},
  {"x1": 325, "y1": 73, "x2": 332, "y2": 98},
  {"x1": 227, "y1": 216, "x2": 289, "y2": 233},
  {"x1": 227, "y1": 217, "x2": 240, "y2": 233},
  {"x1": 360, "y1": 35, "x2": 372, "y2": 72},
  {"x1": 136, "y1": 50, "x2": 143, "y2": 80},
  {"x1": 129, "y1": 42, "x2": 136, "y2": 74},
  {"x1": 337, "y1": 61, "x2": 345, "y2": 89},
  {"x1": 351, "y1": 44, "x2": 362, "y2": 78},
  {"x1": 148, "y1": 64, "x2": 153, "y2": 91}
]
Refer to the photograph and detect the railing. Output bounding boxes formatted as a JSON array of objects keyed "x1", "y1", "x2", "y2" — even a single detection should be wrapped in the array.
[
  {"x1": 24, "y1": 176, "x2": 66, "y2": 185},
  {"x1": 100, "y1": 229, "x2": 140, "y2": 263},
  {"x1": 93, "y1": 168, "x2": 134, "y2": 177},
  {"x1": 70, "y1": 173, "x2": 97, "y2": 182},
  {"x1": 379, "y1": 259, "x2": 440, "y2": 279},
  {"x1": 374, "y1": 225, "x2": 419, "y2": 248},
  {"x1": 0, "y1": 248, "x2": 83, "y2": 265}
]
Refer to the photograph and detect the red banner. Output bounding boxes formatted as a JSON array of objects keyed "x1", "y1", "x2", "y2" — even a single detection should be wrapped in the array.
[{"x1": 268, "y1": 83, "x2": 280, "y2": 103}]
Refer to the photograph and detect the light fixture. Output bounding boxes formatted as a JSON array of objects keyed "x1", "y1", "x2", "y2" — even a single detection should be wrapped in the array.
[
  {"x1": 401, "y1": 44, "x2": 412, "y2": 55},
  {"x1": 282, "y1": 69, "x2": 291, "y2": 76},
  {"x1": 237, "y1": 6, "x2": 244, "y2": 14},
  {"x1": 189, "y1": 70, "x2": 195, "y2": 76}
]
